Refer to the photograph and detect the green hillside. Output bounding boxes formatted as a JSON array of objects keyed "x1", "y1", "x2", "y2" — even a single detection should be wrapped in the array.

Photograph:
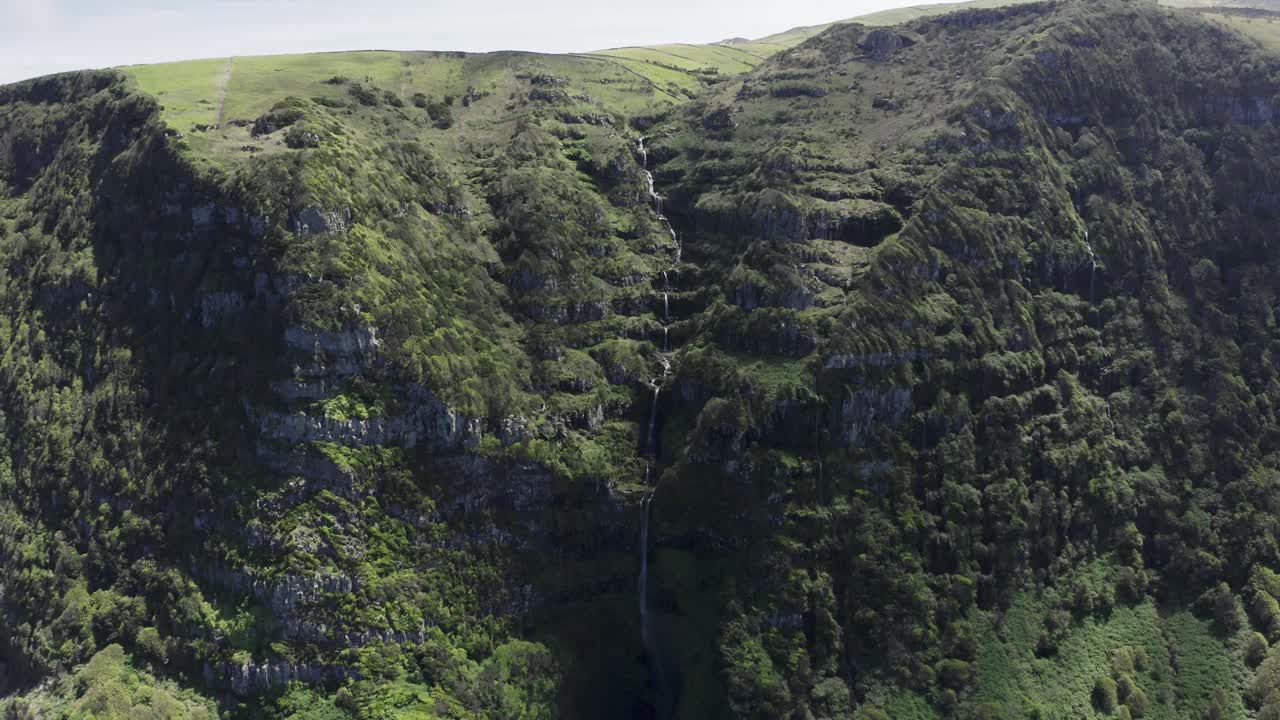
[
  {"x1": 118, "y1": 0, "x2": 1050, "y2": 150},
  {"x1": 11, "y1": 0, "x2": 1280, "y2": 719}
]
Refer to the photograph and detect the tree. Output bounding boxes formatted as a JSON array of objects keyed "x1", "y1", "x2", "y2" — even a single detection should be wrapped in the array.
[
  {"x1": 1126, "y1": 687, "x2": 1149, "y2": 718},
  {"x1": 1094, "y1": 677, "x2": 1119, "y2": 713},
  {"x1": 1249, "y1": 632, "x2": 1270, "y2": 668}
]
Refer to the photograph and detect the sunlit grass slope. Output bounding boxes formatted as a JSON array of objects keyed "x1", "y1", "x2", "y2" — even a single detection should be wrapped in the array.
[
  {"x1": 131, "y1": 0, "x2": 1046, "y2": 142},
  {"x1": 123, "y1": 0, "x2": 1275, "y2": 148},
  {"x1": 1193, "y1": 7, "x2": 1280, "y2": 49}
]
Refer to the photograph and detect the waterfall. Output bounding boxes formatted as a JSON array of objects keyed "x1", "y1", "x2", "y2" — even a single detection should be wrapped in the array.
[
  {"x1": 639, "y1": 137, "x2": 660, "y2": 208},
  {"x1": 639, "y1": 493, "x2": 652, "y2": 631},
  {"x1": 637, "y1": 137, "x2": 677, "y2": 719},
  {"x1": 1087, "y1": 235, "x2": 1097, "y2": 307},
  {"x1": 639, "y1": 136, "x2": 683, "y2": 267},
  {"x1": 638, "y1": 488, "x2": 671, "y2": 718},
  {"x1": 645, "y1": 383, "x2": 660, "y2": 455}
]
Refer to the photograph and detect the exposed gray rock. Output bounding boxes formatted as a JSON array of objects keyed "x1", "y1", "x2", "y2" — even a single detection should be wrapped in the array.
[
  {"x1": 199, "y1": 291, "x2": 244, "y2": 327},
  {"x1": 270, "y1": 377, "x2": 338, "y2": 402},
  {"x1": 732, "y1": 283, "x2": 815, "y2": 311},
  {"x1": 257, "y1": 446, "x2": 361, "y2": 499},
  {"x1": 285, "y1": 325, "x2": 380, "y2": 357},
  {"x1": 214, "y1": 659, "x2": 357, "y2": 695},
  {"x1": 190, "y1": 203, "x2": 216, "y2": 227},
  {"x1": 860, "y1": 29, "x2": 915, "y2": 60},
  {"x1": 292, "y1": 206, "x2": 351, "y2": 236},
  {"x1": 823, "y1": 350, "x2": 927, "y2": 370},
  {"x1": 834, "y1": 387, "x2": 912, "y2": 447},
  {"x1": 257, "y1": 384, "x2": 479, "y2": 451},
  {"x1": 702, "y1": 107, "x2": 737, "y2": 132},
  {"x1": 429, "y1": 456, "x2": 553, "y2": 518}
]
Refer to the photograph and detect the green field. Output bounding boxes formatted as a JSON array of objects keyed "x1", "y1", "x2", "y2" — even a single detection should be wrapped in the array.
[
  {"x1": 115, "y1": 0, "x2": 1076, "y2": 139},
  {"x1": 121, "y1": 0, "x2": 1061, "y2": 141},
  {"x1": 104, "y1": 0, "x2": 1280, "y2": 131},
  {"x1": 1196, "y1": 9, "x2": 1280, "y2": 48}
]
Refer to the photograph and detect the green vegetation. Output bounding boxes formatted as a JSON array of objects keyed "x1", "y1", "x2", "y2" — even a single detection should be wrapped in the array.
[
  {"x1": 8, "y1": 644, "x2": 217, "y2": 719},
  {"x1": 9, "y1": 0, "x2": 1280, "y2": 718},
  {"x1": 1195, "y1": 8, "x2": 1280, "y2": 50}
]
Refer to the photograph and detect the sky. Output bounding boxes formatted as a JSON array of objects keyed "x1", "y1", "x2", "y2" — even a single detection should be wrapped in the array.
[{"x1": 0, "y1": 0, "x2": 943, "y2": 84}]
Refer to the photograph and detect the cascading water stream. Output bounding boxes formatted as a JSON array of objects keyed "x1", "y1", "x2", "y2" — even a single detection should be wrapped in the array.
[
  {"x1": 639, "y1": 135, "x2": 679, "y2": 460},
  {"x1": 637, "y1": 136, "x2": 678, "y2": 717},
  {"x1": 1085, "y1": 229, "x2": 1096, "y2": 306},
  {"x1": 639, "y1": 136, "x2": 683, "y2": 268},
  {"x1": 645, "y1": 382, "x2": 661, "y2": 456},
  {"x1": 638, "y1": 489, "x2": 671, "y2": 716},
  {"x1": 639, "y1": 493, "x2": 652, "y2": 630}
]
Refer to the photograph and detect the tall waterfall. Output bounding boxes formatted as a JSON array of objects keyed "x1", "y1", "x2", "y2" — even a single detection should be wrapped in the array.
[{"x1": 637, "y1": 135, "x2": 676, "y2": 719}]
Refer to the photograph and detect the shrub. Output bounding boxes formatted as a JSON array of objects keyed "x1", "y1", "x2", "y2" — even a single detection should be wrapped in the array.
[
  {"x1": 348, "y1": 84, "x2": 381, "y2": 106},
  {"x1": 1112, "y1": 647, "x2": 1135, "y2": 676},
  {"x1": 284, "y1": 126, "x2": 321, "y2": 149},
  {"x1": 1204, "y1": 582, "x2": 1242, "y2": 633},
  {"x1": 1251, "y1": 632, "x2": 1271, "y2": 667},
  {"x1": 1094, "y1": 677, "x2": 1119, "y2": 713},
  {"x1": 1116, "y1": 673, "x2": 1136, "y2": 702},
  {"x1": 1126, "y1": 687, "x2": 1149, "y2": 717},
  {"x1": 1116, "y1": 567, "x2": 1146, "y2": 603},
  {"x1": 972, "y1": 702, "x2": 1005, "y2": 719},
  {"x1": 250, "y1": 104, "x2": 304, "y2": 136},
  {"x1": 1133, "y1": 646, "x2": 1149, "y2": 672},
  {"x1": 136, "y1": 626, "x2": 166, "y2": 664},
  {"x1": 425, "y1": 98, "x2": 453, "y2": 129},
  {"x1": 937, "y1": 658, "x2": 972, "y2": 690},
  {"x1": 809, "y1": 677, "x2": 851, "y2": 716},
  {"x1": 335, "y1": 687, "x2": 358, "y2": 714}
]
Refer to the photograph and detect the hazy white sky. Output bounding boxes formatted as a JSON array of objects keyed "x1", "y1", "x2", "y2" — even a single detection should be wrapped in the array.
[{"x1": 0, "y1": 0, "x2": 941, "y2": 84}]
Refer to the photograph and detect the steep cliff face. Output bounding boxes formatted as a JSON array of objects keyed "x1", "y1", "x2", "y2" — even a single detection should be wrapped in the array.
[
  {"x1": 9, "y1": 1, "x2": 1280, "y2": 719},
  {"x1": 638, "y1": 1, "x2": 1280, "y2": 717},
  {"x1": 0, "y1": 46, "x2": 688, "y2": 717},
  {"x1": 0, "y1": 70, "x2": 567, "y2": 718}
]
